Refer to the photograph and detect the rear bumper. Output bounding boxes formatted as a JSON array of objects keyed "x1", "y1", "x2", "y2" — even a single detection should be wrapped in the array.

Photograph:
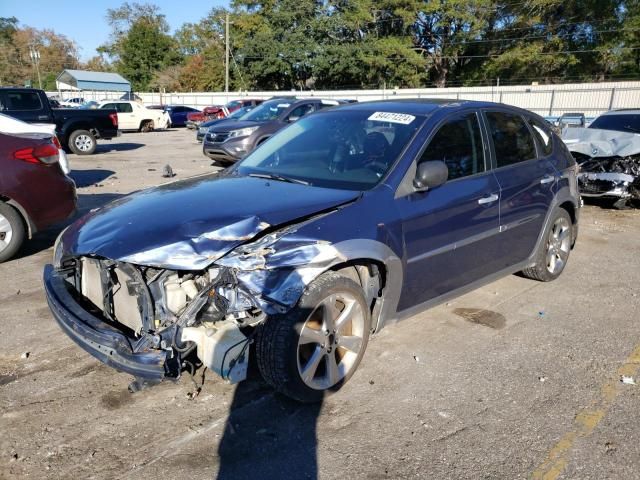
[{"x1": 43, "y1": 265, "x2": 168, "y2": 380}]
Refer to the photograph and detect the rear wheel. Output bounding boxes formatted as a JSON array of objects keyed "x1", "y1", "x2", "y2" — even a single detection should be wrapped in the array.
[
  {"x1": 521, "y1": 208, "x2": 572, "y2": 282},
  {"x1": 68, "y1": 129, "x2": 96, "y2": 155},
  {"x1": 256, "y1": 271, "x2": 371, "y2": 403},
  {"x1": 0, "y1": 202, "x2": 26, "y2": 263}
]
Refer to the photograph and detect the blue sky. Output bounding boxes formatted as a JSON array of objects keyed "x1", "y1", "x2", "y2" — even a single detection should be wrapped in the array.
[{"x1": 0, "y1": 0, "x2": 229, "y2": 60}]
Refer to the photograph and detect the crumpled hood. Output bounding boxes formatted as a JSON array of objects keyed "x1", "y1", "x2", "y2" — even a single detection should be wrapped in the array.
[
  {"x1": 59, "y1": 173, "x2": 359, "y2": 270},
  {"x1": 562, "y1": 127, "x2": 640, "y2": 158}
]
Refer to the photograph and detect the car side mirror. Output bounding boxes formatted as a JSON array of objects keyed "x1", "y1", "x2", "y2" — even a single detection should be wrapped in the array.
[
  {"x1": 413, "y1": 160, "x2": 448, "y2": 192},
  {"x1": 287, "y1": 115, "x2": 300, "y2": 123}
]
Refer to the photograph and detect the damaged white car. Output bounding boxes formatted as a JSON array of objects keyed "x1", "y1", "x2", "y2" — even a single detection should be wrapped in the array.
[{"x1": 563, "y1": 111, "x2": 640, "y2": 208}]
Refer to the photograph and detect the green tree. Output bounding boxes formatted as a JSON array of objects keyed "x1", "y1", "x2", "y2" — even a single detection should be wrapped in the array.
[{"x1": 118, "y1": 17, "x2": 181, "y2": 90}]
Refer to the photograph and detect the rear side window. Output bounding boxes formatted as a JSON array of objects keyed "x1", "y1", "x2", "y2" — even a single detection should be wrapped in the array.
[
  {"x1": 5, "y1": 92, "x2": 42, "y2": 111},
  {"x1": 528, "y1": 117, "x2": 553, "y2": 156},
  {"x1": 419, "y1": 113, "x2": 485, "y2": 181},
  {"x1": 486, "y1": 112, "x2": 536, "y2": 167},
  {"x1": 116, "y1": 103, "x2": 133, "y2": 113}
]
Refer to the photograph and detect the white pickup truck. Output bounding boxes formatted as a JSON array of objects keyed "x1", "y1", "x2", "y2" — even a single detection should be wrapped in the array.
[{"x1": 98, "y1": 100, "x2": 171, "y2": 132}]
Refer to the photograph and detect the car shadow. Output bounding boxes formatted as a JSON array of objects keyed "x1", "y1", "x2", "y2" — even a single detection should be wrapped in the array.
[
  {"x1": 11, "y1": 192, "x2": 125, "y2": 260},
  {"x1": 94, "y1": 143, "x2": 145, "y2": 154},
  {"x1": 69, "y1": 169, "x2": 116, "y2": 188},
  {"x1": 216, "y1": 361, "x2": 323, "y2": 480}
]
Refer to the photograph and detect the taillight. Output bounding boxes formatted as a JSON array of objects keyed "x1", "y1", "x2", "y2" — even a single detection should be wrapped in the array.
[
  {"x1": 53, "y1": 136, "x2": 62, "y2": 149},
  {"x1": 14, "y1": 143, "x2": 59, "y2": 165},
  {"x1": 109, "y1": 112, "x2": 118, "y2": 127}
]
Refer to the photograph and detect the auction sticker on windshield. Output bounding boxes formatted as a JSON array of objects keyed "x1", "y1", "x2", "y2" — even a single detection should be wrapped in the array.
[{"x1": 368, "y1": 112, "x2": 416, "y2": 125}]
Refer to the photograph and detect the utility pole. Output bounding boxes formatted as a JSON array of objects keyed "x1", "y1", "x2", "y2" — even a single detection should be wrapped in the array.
[
  {"x1": 29, "y1": 45, "x2": 42, "y2": 89},
  {"x1": 225, "y1": 12, "x2": 230, "y2": 99}
]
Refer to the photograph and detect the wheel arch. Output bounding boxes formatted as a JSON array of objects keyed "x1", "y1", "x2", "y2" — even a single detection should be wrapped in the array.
[
  {"x1": 0, "y1": 195, "x2": 34, "y2": 238},
  {"x1": 319, "y1": 239, "x2": 403, "y2": 333}
]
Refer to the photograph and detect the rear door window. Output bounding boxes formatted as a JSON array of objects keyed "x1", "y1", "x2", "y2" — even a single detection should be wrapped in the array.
[
  {"x1": 419, "y1": 112, "x2": 485, "y2": 181},
  {"x1": 116, "y1": 103, "x2": 133, "y2": 113},
  {"x1": 5, "y1": 92, "x2": 43, "y2": 111},
  {"x1": 485, "y1": 111, "x2": 536, "y2": 167}
]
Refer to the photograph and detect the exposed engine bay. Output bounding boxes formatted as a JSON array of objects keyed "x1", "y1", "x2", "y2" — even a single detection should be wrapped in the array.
[
  {"x1": 67, "y1": 257, "x2": 265, "y2": 384},
  {"x1": 54, "y1": 228, "x2": 384, "y2": 386},
  {"x1": 563, "y1": 127, "x2": 640, "y2": 207}
]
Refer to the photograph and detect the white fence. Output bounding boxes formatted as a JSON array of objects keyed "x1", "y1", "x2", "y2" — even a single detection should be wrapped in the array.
[{"x1": 47, "y1": 80, "x2": 640, "y2": 117}]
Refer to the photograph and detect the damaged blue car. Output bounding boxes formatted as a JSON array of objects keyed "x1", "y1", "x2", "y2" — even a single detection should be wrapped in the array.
[{"x1": 44, "y1": 100, "x2": 580, "y2": 402}]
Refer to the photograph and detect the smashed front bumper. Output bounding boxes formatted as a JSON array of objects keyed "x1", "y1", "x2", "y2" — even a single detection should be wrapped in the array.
[
  {"x1": 578, "y1": 172, "x2": 636, "y2": 198},
  {"x1": 43, "y1": 265, "x2": 170, "y2": 380}
]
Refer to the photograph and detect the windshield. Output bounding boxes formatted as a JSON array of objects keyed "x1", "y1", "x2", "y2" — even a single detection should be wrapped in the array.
[
  {"x1": 589, "y1": 114, "x2": 640, "y2": 134},
  {"x1": 230, "y1": 106, "x2": 253, "y2": 119},
  {"x1": 236, "y1": 109, "x2": 424, "y2": 191},
  {"x1": 241, "y1": 99, "x2": 293, "y2": 122}
]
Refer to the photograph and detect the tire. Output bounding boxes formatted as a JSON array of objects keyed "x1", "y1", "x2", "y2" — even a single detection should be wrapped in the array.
[
  {"x1": 521, "y1": 208, "x2": 573, "y2": 282},
  {"x1": 68, "y1": 129, "x2": 96, "y2": 155},
  {"x1": 256, "y1": 271, "x2": 371, "y2": 403},
  {"x1": 0, "y1": 202, "x2": 26, "y2": 263},
  {"x1": 140, "y1": 120, "x2": 155, "y2": 133}
]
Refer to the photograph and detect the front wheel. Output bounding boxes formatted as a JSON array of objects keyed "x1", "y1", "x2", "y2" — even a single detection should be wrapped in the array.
[
  {"x1": 521, "y1": 208, "x2": 573, "y2": 282},
  {"x1": 68, "y1": 129, "x2": 96, "y2": 155},
  {"x1": 256, "y1": 271, "x2": 371, "y2": 403}
]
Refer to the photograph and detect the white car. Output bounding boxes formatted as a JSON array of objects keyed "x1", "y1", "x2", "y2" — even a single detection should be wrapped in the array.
[
  {"x1": 59, "y1": 97, "x2": 85, "y2": 108},
  {"x1": 98, "y1": 100, "x2": 171, "y2": 132}
]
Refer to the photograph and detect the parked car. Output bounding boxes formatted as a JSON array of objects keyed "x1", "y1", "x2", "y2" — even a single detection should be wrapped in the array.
[
  {"x1": 563, "y1": 117, "x2": 640, "y2": 208},
  {"x1": 0, "y1": 116, "x2": 76, "y2": 263},
  {"x1": 155, "y1": 105, "x2": 201, "y2": 127},
  {"x1": 196, "y1": 105, "x2": 257, "y2": 142},
  {"x1": 98, "y1": 100, "x2": 170, "y2": 132},
  {"x1": 185, "y1": 105, "x2": 223, "y2": 129},
  {"x1": 186, "y1": 99, "x2": 264, "y2": 129},
  {"x1": 0, "y1": 88, "x2": 119, "y2": 155},
  {"x1": 557, "y1": 112, "x2": 586, "y2": 129},
  {"x1": 59, "y1": 97, "x2": 85, "y2": 108},
  {"x1": 203, "y1": 97, "x2": 341, "y2": 164},
  {"x1": 44, "y1": 99, "x2": 580, "y2": 402}
]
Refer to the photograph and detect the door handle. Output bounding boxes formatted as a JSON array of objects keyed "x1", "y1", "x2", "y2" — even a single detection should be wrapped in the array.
[
  {"x1": 540, "y1": 175, "x2": 555, "y2": 184},
  {"x1": 478, "y1": 193, "x2": 499, "y2": 205},
  {"x1": 37, "y1": 115, "x2": 48, "y2": 120}
]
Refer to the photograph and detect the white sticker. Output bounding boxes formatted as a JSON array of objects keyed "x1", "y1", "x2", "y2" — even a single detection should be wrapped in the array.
[
  {"x1": 321, "y1": 99, "x2": 339, "y2": 106},
  {"x1": 277, "y1": 103, "x2": 291, "y2": 108},
  {"x1": 368, "y1": 111, "x2": 415, "y2": 125}
]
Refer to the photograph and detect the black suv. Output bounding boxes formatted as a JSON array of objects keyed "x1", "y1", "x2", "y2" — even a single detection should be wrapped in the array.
[{"x1": 203, "y1": 97, "x2": 343, "y2": 164}]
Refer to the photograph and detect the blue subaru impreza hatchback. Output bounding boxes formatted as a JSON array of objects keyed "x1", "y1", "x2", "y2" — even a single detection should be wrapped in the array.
[{"x1": 45, "y1": 100, "x2": 580, "y2": 402}]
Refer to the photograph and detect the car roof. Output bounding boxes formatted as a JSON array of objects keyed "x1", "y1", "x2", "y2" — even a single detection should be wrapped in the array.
[
  {"x1": 323, "y1": 98, "x2": 526, "y2": 116},
  {"x1": 601, "y1": 109, "x2": 640, "y2": 115}
]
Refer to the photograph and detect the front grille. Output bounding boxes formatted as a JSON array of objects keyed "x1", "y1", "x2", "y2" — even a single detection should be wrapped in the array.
[{"x1": 206, "y1": 132, "x2": 231, "y2": 143}]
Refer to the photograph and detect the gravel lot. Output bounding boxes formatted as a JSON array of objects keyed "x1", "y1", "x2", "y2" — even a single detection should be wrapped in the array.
[{"x1": 1, "y1": 128, "x2": 639, "y2": 479}]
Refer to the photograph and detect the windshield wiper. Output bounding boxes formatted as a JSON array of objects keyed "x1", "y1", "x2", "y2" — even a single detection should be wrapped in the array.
[{"x1": 248, "y1": 172, "x2": 310, "y2": 185}]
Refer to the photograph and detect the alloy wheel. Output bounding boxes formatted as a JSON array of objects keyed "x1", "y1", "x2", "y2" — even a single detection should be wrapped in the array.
[
  {"x1": 0, "y1": 213, "x2": 13, "y2": 253},
  {"x1": 297, "y1": 292, "x2": 366, "y2": 390},
  {"x1": 546, "y1": 216, "x2": 571, "y2": 274}
]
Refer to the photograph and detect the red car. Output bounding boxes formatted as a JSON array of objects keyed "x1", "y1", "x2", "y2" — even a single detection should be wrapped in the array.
[
  {"x1": 186, "y1": 99, "x2": 263, "y2": 128},
  {"x1": 0, "y1": 131, "x2": 77, "y2": 262}
]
